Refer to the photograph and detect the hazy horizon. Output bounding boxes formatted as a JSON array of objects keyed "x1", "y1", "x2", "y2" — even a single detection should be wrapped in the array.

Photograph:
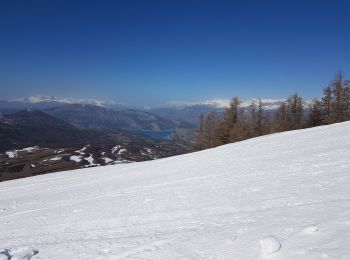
[{"x1": 2, "y1": 94, "x2": 315, "y2": 109}]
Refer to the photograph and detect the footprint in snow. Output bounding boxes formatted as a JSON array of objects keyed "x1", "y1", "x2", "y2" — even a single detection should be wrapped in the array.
[
  {"x1": 259, "y1": 236, "x2": 281, "y2": 256},
  {"x1": 303, "y1": 225, "x2": 319, "y2": 234},
  {"x1": 0, "y1": 247, "x2": 39, "y2": 260}
]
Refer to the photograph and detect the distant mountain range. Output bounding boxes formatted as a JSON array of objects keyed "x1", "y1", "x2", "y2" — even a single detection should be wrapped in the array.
[
  {"x1": 1, "y1": 96, "x2": 312, "y2": 126},
  {"x1": 0, "y1": 96, "x2": 125, "y2": 113},
  {"x1": 0, "y1": 97, "x2": 194, "y2": 130},
  {"x1": 44, "y1": 104, "x2": 193, "y2": 131},
  {"x1": 0, "y1": 96, "x2": 310, "y2": 127},
  {"x1": 163, "y1": 98, "x2": 285, "y2": 109},
  {"x1": 16, "y1": 95, "x2": 116, "y2": 107}
]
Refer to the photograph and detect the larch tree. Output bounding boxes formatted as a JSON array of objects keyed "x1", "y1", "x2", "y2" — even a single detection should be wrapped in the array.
[
  {"x1": 194, "y1": 113, "x2": 206, "y2": 150},
  {"x1": 328, "y1": 71, "x2": 350, "y2": 123},
  {"x1": 306, "y1": 98, "x2": 323, "y2": 127},
  {"x1": 286, "y1": 93, "x2": 304, "y2": 130},
  {"x1": 321, "y1": 86, "x2": 332, "y2": 123}
]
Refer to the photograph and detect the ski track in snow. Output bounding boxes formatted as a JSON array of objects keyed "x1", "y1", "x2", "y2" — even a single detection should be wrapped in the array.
[{"x1": 1, "y1": 122, "x2": 350, "y2": 259}]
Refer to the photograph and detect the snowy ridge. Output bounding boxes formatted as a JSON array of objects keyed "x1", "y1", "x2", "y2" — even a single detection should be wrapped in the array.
[
  {"x1": 166, "y1": 98, "x2": 231, "y2": 108},
  {"x1": 15, "y1": 95, "x2": 117, "y2": 107},
  {"x1": 166, "y1": 98, "x2": 313, "y2": 109},
  {"x1": 167, "y1": 98, "x2": 286, "y2": 109},
  {"x1": 11, "y1": 96, "x2": 311, "y2": 110},
  {"x1": 1, "y1": 122, "x2": 350, "y2": 259}
]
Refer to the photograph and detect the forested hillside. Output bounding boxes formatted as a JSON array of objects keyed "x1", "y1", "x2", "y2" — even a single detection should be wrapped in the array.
[{"x1": 194, "y1": 72, "x2": 350, "y2": 150}]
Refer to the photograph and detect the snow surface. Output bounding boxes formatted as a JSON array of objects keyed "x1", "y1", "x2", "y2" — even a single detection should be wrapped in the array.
[
  {"x1": 49, "y1": 156, "x2": 62, "y2": 161},
  {"x1": 0, "y1": 246, "x2": 38, "y2": 260},
  {"x1": 75, "y1": 146, "x2": 87, "y2": 155},
  {"x1": 103, "y1": 157, "x2": 114, "y2": 164},
  {"x1": 84, "y1": 154, "x2": 98, "y2": 167},
  {"x1": 1, "y1": 122, "x2": 350, "y2": 259},
  {"x1": 259, "y1": 236, "x2": 281, "y2": 256},
  {"x1": 21, "y1": 147, "x2": 39, "y2": 153},
  {"x1": 111, "y1": 145, "x2": 127, "y2": 155},
  {"x1": 70, "y1": 155, "x2": 82, "y2": 163},
  {"x1": 4, "y1": 147, "x2": 39, "y2": 159},
  {"x1": 117, "y1": 149, "x2": 126, "y2": 155},
  {"x1": 111, "y1": 145, "x2": 121, "y2": 154},
  {"x1": 5, "y1": 151, "x2": 16, "y2": 159}
]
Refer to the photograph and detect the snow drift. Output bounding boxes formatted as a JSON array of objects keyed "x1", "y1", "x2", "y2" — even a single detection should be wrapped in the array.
[{"x1": 1, "y1": 122, "x2": 350, "y2": 259}]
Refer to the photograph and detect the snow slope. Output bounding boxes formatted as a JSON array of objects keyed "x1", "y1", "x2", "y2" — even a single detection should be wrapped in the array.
[{"x1": 1, "y1": 122, "x2": 350, "y2": 259}]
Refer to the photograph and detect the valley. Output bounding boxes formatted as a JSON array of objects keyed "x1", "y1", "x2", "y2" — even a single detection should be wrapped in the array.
[{"x1": 0, "y1": 105, "x2": 195, "y2": 182}]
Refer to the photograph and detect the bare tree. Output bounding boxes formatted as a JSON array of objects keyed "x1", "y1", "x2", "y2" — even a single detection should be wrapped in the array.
[
  {"x1": 322, "y1": 86, "x2": 332, "y2": 122},
  {"x1": 306, "y1": 98, "x2": 323, "y2": 127},
  {"x1": 329, "y1": 71, "x2": 350, "y2": 122},
  {"x1": 321, "y1": 71, "x2": 350, "y2": 123},
  {"x1": 193, "y1": 71, "x2": 350, "y2": 152},
  {"x1": 286, "y1": 93, "x2": 304, "y2": 130},
  {"x1": 272, "y1": 101, "x2": 288, "y2": 132},
  {"x1": 193, "y1": 113, "x2": 206, "y2": 150}
]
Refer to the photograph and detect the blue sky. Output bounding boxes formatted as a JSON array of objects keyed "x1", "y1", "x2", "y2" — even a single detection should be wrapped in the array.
[{"x1": 0, "y1": 0, "x2": 349, "y2": 106}]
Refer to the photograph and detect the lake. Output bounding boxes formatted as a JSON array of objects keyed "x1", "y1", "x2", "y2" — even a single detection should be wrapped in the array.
[{"x1": 127, "y1": 130, "x2": 175, "y2": 140}]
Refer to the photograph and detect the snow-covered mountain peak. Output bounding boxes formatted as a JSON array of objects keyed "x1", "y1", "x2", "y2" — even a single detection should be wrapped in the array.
[
  {"x1": 166, "y1": 98, "x2": 286, "y2": 109},
  {"x1": 15, "y1": 95, "x2": 117, "y2": 107},
  {"x1": 166, "y1": 99, "x2": 230, "y2": 109},
  {"x1": 165, "y1": 98, "x2": 313, "y2": 111}
]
